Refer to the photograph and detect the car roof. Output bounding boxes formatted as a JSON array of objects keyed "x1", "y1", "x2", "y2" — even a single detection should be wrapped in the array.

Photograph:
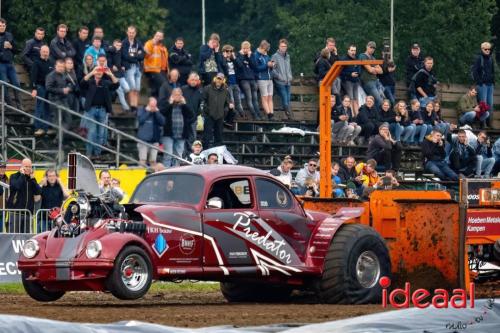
[{"x1": 156, "y1": 165, "x2": 271, "y2": 180}]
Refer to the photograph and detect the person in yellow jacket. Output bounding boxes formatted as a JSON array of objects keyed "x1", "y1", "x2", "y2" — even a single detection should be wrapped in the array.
[
  {"x1": 354, "y1": 159, "x2": 380, "y2": 188},
  {"x1": 144, "y1": 31, "x2": 169, "y2": 97}
]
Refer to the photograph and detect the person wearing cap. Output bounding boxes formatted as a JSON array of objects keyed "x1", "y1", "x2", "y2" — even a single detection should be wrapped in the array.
[
  {"x1": 189, "y1": 140, "x2": 206, "y2": 165},
  {"x1": 367, "y1": 122, "x2": 402, "y2": 171},
  {"x1": 269, "y1": 155, "x2": 294, "y2": 188},
  {"x1": 472, "y1": 41, "x2": 495, "y2": 128},
  {"x1": 358, "y1": 41, "x2": 384, "y2": 109},
  {"x1": 202, "y1": 73, "x2": 234, "y2": 148},
  {"x1": 405, "y1": 43, "x2": 424, "y2": 98}
]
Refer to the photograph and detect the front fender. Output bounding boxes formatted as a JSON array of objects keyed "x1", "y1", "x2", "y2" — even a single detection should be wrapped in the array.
[{"x1": 97, "y1": 232, "x2": 154, "y2": 263}]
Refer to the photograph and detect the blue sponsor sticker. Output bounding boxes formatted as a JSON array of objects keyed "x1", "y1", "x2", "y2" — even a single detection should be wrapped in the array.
[{"x1": 153, "y1": 234, "x2": 168, "y2": 257}]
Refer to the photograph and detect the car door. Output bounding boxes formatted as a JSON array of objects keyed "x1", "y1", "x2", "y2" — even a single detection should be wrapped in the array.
[{"x1": 202, "y1": 177, "x2": 260, "y2": 272}]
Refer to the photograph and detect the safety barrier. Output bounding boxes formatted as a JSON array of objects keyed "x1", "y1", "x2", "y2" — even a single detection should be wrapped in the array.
[
  {"x1": 0, "y1": 209, "x2": 33, "y2": 234},
  {"x1": 34, "y1": 209, "x2": 52, "y2": 234}
]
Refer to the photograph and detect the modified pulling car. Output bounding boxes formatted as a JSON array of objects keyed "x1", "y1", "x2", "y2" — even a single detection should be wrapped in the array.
[{"x1": 18, "y1": 153, "x2": 391, "y2": 303}]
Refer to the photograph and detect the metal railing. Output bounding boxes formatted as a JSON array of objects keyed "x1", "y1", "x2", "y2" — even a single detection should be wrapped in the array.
[
  {"x1": 0, "y1": 208, "x2": 33, "y2": 233},
  {"x1": 0, "y1": 80, "x2": 191, "y2": 167}
]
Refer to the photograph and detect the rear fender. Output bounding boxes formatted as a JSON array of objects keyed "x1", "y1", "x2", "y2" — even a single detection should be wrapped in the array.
[{"x1": 305, "y1": 207, "x2": 365, "y2": 270}]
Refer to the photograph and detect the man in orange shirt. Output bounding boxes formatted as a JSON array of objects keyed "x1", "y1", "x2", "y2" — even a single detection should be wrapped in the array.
[{"x1": 144, "y1": 31, "x2": 168, "y2": 97}]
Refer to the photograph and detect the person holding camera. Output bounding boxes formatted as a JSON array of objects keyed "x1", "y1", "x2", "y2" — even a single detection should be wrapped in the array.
[
  {"x1": 160, "y1": 88, "x2": 193, "y2": 167},
  {"x1": 7, "y1": 159, "x2": 41, "y2": 233},
  {"x1": 80, "y1": 65, "x2": 119, "y2": 160},
  {"x1": 421, "y1": 130, "x2": 458, "y2": 181},
  {"x1": 474, "y1": 131, "x2": 495, "y2": 178}
]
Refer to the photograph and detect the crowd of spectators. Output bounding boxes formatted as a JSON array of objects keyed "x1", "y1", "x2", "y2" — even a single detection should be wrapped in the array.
[{"x1": 0, "y1": 17, "x2": 499, "y2": 188}]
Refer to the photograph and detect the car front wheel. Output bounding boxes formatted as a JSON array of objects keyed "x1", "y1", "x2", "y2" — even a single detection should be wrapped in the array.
[{"x1": 22, "y1": 272, "x2": 65, "y2": 302}]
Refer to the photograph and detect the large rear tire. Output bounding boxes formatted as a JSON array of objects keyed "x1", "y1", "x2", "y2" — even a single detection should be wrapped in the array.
[
  {"x1": 106, "y1": 245, "x2": 153, "y2": 300},
  {"x1": 220, "y1": 282, "x2": 292, "y2": 303},
  {"x1": 22, "y1": 272, "x2": 65, "y2": 302},
  {"x1": 317, "y1": 223, "x2": 391, "y2": 304}
]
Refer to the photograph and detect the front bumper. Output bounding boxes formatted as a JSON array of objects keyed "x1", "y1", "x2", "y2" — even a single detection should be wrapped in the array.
[{"x1": 19, "y1": 258, "x2": 114, "y2": 282}]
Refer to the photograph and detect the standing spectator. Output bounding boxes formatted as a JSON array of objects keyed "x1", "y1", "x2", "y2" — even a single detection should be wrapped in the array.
[
  {"x1": 122, "y1": 25, "x2": 144, "y2": 113},
  {"x1": 169, "y1": 37, "x2": 193, "y2": 85},
  {"x1": 0, "y1": 162, "x2": 8, "y2": 226},
  {"x1": 449, "y1": 129, "x2": 477, "y2": 177},
  {"x1": 314, "y1": 48, "x2": 332, "y2": 84},
  {"x1": 45, "y1": 59, "x2": 71, "y2": 134},
  {"x1": 83, "y1": 36, "x2": 106, "y2": 65},
  {"x1": 182, "y1": 72, "x2": 203, "y2": 147},
  {"x1": 72, "y1": 26, "x2": 90, "y2": 70},
  {"x1": 107, "y1": 39, "x2": 130, "y2": 113},
  {"x1": 474, "y1": 131, "x2": 495, "y2": 178},
  {"x1": 254, "y1": 40, "x2": 275, "y2": 119},
  {"x1": 340, "y1": 44, "x2": 361, "y2": 115},
  {"x1": 333, "y1": 96, "x2": 361, "y2": 145},
  {"x1": 49, "y1": 24, "x2": 76, "y2": 61},
  {"x1": 379, "y1": 99, "x2": 403, "y2": 142},
  {"x1": 409, "y1": 99, "x2": 429, "y2": 145},
  {"x1": 80, "y1": 66, "x2": 119, "y2": 160},
  {"x1": 7, "y1": 158, "x2": 41, "y2": 233},
  {"x1": 93, "y1": 26, "x2": 111, "y2": 51},
  {"x1": 472, "y1": 42, "x2": 495, "y2": 122},
  {"x1": 202, "y1": 73, "x2": 233, "y2": 148},
  {"x1": 367, "y1": 123, "x2": 402, "y2": 171},
  {"x1": 158, "y1": 68, "x2": 181, "y2": 109},
  {"x1": 379, "y1": 55, "x2": 396, "y2": 105},
  {"x1": 221, "y1": 44, "x2": 244, "y2": 117},
  {"x1": 21, "y1": 27, "x2": 46, "y2": 71},
  {"x1": 65, "y1": 57, "x2": 79, "y2": 114},
  {"x1": 144, "y1": 31, "x2": 168, "y2": 97},
  {"x1": 272, "y1": 38, "x2": 293, "y2": 120},
  {"x1": 0, "y1": 18, "x2": 23, "y2": 109},
  {"x1": 236, "y1": 41, "x2": 261, "y2": 120},
  {"x1": 137, "y1": 97, "x2": 165, "y2": 167},
  {"x1": 295, "y1": 158, "x2": 320, "y2": 194},
  {"x1": 269, "y1": 155, "x2": 294, "y2": 188},
  {"x1": 39, "y1": 169, "x2": 69, "y2": 232},
  {"x1": 31, "y1": 45, "x2": 53, "y2": 136},
  {"x1": 413, "y1": 56, "x2": 438, "y2": 107},
  {"x1": 315, "y1": 37, "x2": 340, "y2": 96},
  {"x1": 160, "y1": 88, "x2": 193, "y2": 167},
  {"x1": 357, "y1": 96, "x2": 380, "y2": 144},
  {"x1": 78, "y1": 54, "x2": 95, "y2": 82},
  {"x1": 199, "y1": 33, "x2": 223, "y2": 85},
  {"x1": 421, "y1": 130, "x2": 458, "y2": 181},
  {"x1": 457, "y1": 85, "x2": 490, "y2": 127},
  {"x1": 405, "y1": 43, "x2": 424, "y2": 98},
  {"x1": 394, "y1": 100, "x2": 416, "y2": 144},
  {"x1": 358, "y1": 41, "x2": 384, "y2": 108}
]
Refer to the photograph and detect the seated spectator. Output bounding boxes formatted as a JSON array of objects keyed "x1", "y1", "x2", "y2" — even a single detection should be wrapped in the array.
[
  {"x1": 332, "y1": 95, "x2": 350, "y2": 144},
  {"x1": 355, "y1": 159, "x2": 380, "y2": 189},
  {"x1": 331, "y1": 162, "x2": 345, "y2": 198},
  {"x1": 449, "y1": 129, "x2": 476, "y2": 177},
  {"x1": 376, "y1": 169, "x2": 400, "y2": 190},
  {"x1": 345, "y1": 182, "x2": 360, "y2": 199},
  {"x1": 207, "y1": 153, "x2": 219, "y2": 165},
  {"x1": 144, "y1": 31, "x2": 168, "y2": 98},
  {"x1": 39, "y1": 169, "x2": 69, "y2": 232},
  {"x1": 393, "y1": 100, "x2": 415, "y2": 144},
  {"x1": 160, "y1": 88, "x2": 193, "y2": 167},
  {"x1": 409, "y1": 99, "x2": 429, "y2": 145},
  {"x1": 338, "y1": 96, "x2": 361, "y2": 145},
  {"x1": 295, "y1": 158, "x2": 320, "y2": 194},
  {"x1": 474, "y1": 131, "x2": 495, "y2": 178},
  {"x1": 303, "y1": 177, "x2": 319, "y2": 198},
  {"x1": 493, "y1": 137, "x2": 500, "y2": 176},
  {"x1": 358, "y1": 41, "x2": 384, "y2": 108},
  {"x1": 457, "y1": 85, "x2": 490, "y2": 128},
  {"x1": 379, "y1": 99, "x2": 403, "y2": 141},
  {"x1": 339, "y1": 156, "x2": 358, "y2": 184},
  {"x1": 169, "y1": 37, "x2": 193, "y2": 85},
  {"x1": 413, "y1": 56, "x2": 437, "y2": 108},
  {"x1": 189, "y1": 140, "x2": 206, "y2": 165},
  {"x1": 433, "y1": 100, "x2": 454, "y2": 136},
  {"x1": 112, "y1": 178, "x2": 129, "y2": 204},
  {"x1": 367, "y1": 122, "x2": 402, "y2": 171},
  {"x1": 83, "y1": 36, "x2": 106, "y2": 65},
  {"x1": 422, "y1": 101, "x2": 440, "y2": 133},
  {"x1": 270, "y1": 155, "x2": 294, "y2": 188},
  {"x1": 357, "y1": 96, "x2": 380, "y2": 144},
  {"x1": 421, "y1": 130, "x2": 458, "y2": 181},
  {"x1": 137, "y1": 97, "x2": 165, "y2": 167},
  {"x1": 340, "y1": 44, "x2": 360, "y2": 115}
]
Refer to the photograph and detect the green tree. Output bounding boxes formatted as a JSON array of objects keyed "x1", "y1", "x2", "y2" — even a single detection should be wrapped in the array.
[
  {"x1": 3, "y1": 0, "x2": 167, "y2": 44},
  {"x1": 277, "y1": 0, "x2": 496, "y2": 82}
]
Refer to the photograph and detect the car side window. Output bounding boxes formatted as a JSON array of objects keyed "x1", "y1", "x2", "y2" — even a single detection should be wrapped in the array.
[
  {"x1": 207, "y1": 178, "x2": 252, "y2": 209},
  {"x1": 255, "y1": 178, "x2": 292, "y2": 209}
]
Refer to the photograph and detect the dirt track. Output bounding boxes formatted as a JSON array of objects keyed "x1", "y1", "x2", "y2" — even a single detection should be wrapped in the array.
[{"x1": 0, "y1": 290, "x2": 386, "y2": 327}]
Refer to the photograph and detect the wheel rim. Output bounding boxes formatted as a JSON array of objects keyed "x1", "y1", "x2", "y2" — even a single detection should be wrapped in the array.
[
  {"x1": 120, "y1": 254, "x2": 149, "y2": 292},
  {"x1": 355, "y1": 250, "x2": 381, "y2": 288}
]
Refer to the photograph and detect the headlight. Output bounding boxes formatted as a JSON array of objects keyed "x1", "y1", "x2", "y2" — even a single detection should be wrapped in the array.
[
  {"x1": 86, "y1": 240, "x2": 102, "y2": 259},
  {"x1": 22, "y1": 239, "x2": 39, "y2": 259}
]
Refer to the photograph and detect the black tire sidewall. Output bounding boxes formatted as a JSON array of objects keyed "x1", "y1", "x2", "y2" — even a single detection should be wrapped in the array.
[{"x1": 22, "y1": 272, "x2": 65, "y2": 302}]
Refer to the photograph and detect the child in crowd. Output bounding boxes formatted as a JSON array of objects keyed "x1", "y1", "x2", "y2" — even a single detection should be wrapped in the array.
[{"x1": 189, "y1": 140, "x2": 206, "y2": 165}]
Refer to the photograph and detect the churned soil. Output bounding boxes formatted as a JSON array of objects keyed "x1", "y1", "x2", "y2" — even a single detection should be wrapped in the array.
[{"x1": 0, "y1": 289, "x2": 386, "y2": 328}]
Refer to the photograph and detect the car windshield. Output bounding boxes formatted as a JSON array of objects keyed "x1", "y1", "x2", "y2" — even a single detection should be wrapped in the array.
[{"x1": 131, "y1": 173, "x2": 204, "y2": 205}]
